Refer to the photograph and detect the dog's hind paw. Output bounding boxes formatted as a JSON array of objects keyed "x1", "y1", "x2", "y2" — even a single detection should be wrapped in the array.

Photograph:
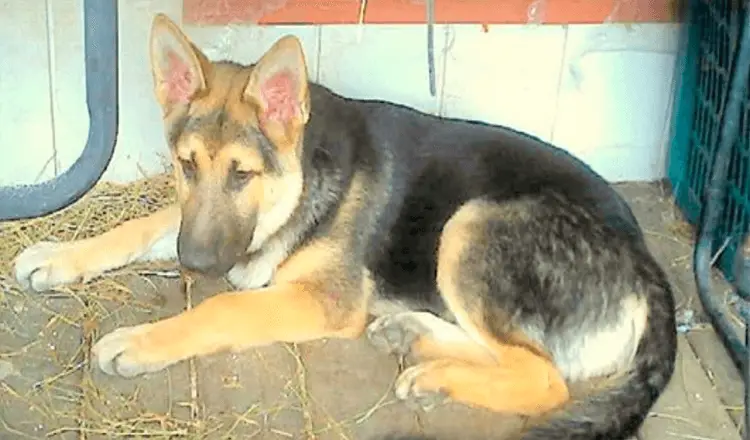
[
  {"x1": 14, "y1": 241, "x2": 90, "y2": 292},
  {"x1": 366, "y1": 313, "x2": 425, "y2": 356},
  {"x1": 395, "y1": 363, "x2": 449, "y2": 412}
]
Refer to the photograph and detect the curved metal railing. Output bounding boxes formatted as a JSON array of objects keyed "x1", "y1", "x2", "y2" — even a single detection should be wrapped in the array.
[{"x1": 0, "y1": 0, "x2": 118, "y2": 221}]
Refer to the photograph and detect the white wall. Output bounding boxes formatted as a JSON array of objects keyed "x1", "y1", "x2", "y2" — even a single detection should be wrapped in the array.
[{"x1": 0, "y1": 0, "x2": 680, "y2": 186}]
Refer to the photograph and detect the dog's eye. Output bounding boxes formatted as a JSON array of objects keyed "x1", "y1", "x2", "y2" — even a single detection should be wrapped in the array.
[
  {"x1": 180, "y1": 159, "x2": 197, "y2": 180},
  {"x1": 232, "y1": 169, "x2": 257, "y2": 185}
]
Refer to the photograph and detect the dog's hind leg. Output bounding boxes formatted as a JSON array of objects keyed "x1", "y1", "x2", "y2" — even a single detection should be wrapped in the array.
[
  {"x1": 367, "y1": 311, "x2": 496, "y2": 366},
  {"x1": 391, "y1": 199, "x2": 570, "y2": 416},
  {"x1": 14, "y1": 205, "x2": 180, "y2": 292},
  {"x1": 393, "y1": 348, "x2": 568, "y2": 415}
]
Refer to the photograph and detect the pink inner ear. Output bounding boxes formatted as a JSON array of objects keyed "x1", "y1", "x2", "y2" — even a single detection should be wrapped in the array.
[
  {"x1": 260, "y1": 69, "x2": 298, "y2": 124},
  {"x1": 165, "y1": 50, "x2": 195, "y2": 104}
]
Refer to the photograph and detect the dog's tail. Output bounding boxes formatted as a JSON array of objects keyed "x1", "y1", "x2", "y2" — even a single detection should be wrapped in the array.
[{"x1": 519, "y1": 286, "x2": 677, "y2": 440}]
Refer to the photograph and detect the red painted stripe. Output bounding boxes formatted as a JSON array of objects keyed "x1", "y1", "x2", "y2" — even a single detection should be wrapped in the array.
[{"x1": 184, "y1": 0, "x2": 679, "y2": 26}]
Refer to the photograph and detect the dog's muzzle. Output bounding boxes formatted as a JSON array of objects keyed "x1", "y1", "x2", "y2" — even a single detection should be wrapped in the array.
[
  {"x1": 176, "y1": 218, "x2": 253, "y2": 277},
  {"x1": 177, "y1": 241, "x2": 237, "y2": 276}
]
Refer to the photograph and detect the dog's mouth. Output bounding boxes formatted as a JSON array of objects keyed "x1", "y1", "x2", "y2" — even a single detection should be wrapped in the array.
[{"x1": 198, "y1": 259, "x2": 237, "y2": 278}]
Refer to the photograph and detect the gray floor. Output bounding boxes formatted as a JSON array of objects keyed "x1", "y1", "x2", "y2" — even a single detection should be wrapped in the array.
[{"x1": 0, "y1": 181, "x2": 745, "y2": 440}]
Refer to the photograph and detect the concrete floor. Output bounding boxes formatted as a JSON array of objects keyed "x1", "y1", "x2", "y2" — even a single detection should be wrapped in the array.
[{"x1": 0, "y1": 181, "x2": 746, "y2": 440}]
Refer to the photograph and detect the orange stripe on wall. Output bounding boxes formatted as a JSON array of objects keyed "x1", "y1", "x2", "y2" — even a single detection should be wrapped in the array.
[{"x1": 183, "y1": 0, "x2": 679, "y2": 26}]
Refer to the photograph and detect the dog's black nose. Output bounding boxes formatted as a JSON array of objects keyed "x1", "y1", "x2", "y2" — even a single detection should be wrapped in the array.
[{"x1": 179, "y1": 249, "x2": 217, "y2": 274}]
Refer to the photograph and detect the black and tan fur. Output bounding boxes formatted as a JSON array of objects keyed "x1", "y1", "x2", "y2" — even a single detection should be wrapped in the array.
[{"x1": 14, "y1": 14, "x2": 677, "y2": 440}]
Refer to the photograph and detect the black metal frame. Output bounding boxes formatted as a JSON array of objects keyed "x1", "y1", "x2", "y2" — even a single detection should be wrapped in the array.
[{"x1": 0, "y1": 0, "x2": 118, "y2": 221}]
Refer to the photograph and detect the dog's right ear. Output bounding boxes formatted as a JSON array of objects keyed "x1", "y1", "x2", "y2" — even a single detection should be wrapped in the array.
[{"x1": 149, "y1": 13, "x2": 208, "y2": 115}]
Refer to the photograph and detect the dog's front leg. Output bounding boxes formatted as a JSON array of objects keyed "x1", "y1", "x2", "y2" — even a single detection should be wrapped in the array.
[
  {"x1": 14, "y1": 205, "x2": 181, "y2": 292},
  {"x1": 91, "y1": 281, "x2": 365, "y2": 377}
]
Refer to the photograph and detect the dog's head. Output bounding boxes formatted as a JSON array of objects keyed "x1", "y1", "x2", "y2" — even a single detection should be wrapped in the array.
[{"x1": 149, "y1": 14, "x2": 309, "y2": 276}]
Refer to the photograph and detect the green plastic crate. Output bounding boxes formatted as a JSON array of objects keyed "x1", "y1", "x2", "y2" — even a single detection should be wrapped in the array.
[{"x1": 667, "y1": 0, "x2": 750, "y2": 283}]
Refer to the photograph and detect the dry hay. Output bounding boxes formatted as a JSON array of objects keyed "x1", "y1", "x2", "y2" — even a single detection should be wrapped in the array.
[
  {"x1": 0, "y1": 175, "x2": 709, "y2": 439},
  {"x1": 10, "y1": 174, "x2": 715, "y2": 439},
  {"x1": 0, "y1": 172, "x2": 176, "y2": 280},
  {"x1": 657, "y1": 181, "x2": 695, "y2": 246},
  {"x1": 0, "y1": 173, "x2": 210, "y2": 439},
  {"x1": 0, "y1": 172, "x2": 398, "y2": 439}
]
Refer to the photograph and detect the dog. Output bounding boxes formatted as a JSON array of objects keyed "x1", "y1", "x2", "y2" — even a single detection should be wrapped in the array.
[{"x1": 13, "y1": 13, "x2": 677, "y2": 440}]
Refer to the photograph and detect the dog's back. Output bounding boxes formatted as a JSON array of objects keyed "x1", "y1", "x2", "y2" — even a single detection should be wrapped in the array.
[{"x1": 303, "y1": 83, "x2": 676, "y2": 440}]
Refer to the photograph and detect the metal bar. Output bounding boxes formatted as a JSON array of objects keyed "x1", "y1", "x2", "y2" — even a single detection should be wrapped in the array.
[
  {"x1": 0, "y1": 0, "x2": 118, "y2": 221},
  {"x1": 426, "y1": 0, "x2": 436, "y2": 97}
]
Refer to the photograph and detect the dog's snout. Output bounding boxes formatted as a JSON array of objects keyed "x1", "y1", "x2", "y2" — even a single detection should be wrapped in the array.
[
  {"x1": 177, "y1": 213, "x2": 246, "y2": 276},
  {"x1": 177, "y1": 188, "x2": 256, "y2": 276},
  {"x1": 177, "y1": 211, "x2": 226, "y2": 273}
]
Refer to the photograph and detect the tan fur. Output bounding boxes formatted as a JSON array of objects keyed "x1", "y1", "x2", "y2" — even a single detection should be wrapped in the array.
[{"x1": 93, "y1": 282, "x2": 337, "y2": 375}]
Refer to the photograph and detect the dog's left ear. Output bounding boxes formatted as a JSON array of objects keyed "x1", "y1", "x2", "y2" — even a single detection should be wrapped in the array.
[
  {"x1": 149, "y1": 13, "x2": 209, "y2": 116},
  {"x1": 244, "y1": 35, "x2": 311, "y2": 152}
]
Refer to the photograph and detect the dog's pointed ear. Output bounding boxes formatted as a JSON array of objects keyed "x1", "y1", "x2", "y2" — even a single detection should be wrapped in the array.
[
  {"x1": 149, "y1": 13, "x2": 208, "y2": 114},
  {"x1": 244, "y1": 35, "x2": 311, "y2": 152}
]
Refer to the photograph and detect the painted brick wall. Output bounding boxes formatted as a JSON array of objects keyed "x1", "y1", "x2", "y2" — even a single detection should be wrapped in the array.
[{"x1": 0, "y1": 0, "x2": 681, "y2": 186}]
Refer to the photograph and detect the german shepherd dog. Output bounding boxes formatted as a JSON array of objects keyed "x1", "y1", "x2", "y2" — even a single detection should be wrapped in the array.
[{"x1": 14, "y1": 13, "x2": 676, "y2": 440}]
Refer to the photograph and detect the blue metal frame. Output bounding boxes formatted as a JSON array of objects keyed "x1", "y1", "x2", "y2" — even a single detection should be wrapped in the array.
[
  {"x1": 690, "y1": 1, "x2": 750, "y2": 437},
  {"x1": 0, "y1": 0, "x2": 118, "y2": 221},
  {"x1": 666, "y1": 2, "x2": 701, "y2": 223}
]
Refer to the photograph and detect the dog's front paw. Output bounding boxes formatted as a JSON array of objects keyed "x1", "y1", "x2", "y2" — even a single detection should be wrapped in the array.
[
  {"x1": 395, "y1": 363, "x2": 449, "y2": 412},
  {"x1": 226, "y1": 261, "x2": 274, "y2": 290},
  {"x1": 92, "y1": 324, "x2": 176, "y2": 378},
  {"x1": 366, "y1": 313, "x2": 426, "y2": 356},
  {"x1": 14, "y1": 241, "x2": 91, "y2": 292}
]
